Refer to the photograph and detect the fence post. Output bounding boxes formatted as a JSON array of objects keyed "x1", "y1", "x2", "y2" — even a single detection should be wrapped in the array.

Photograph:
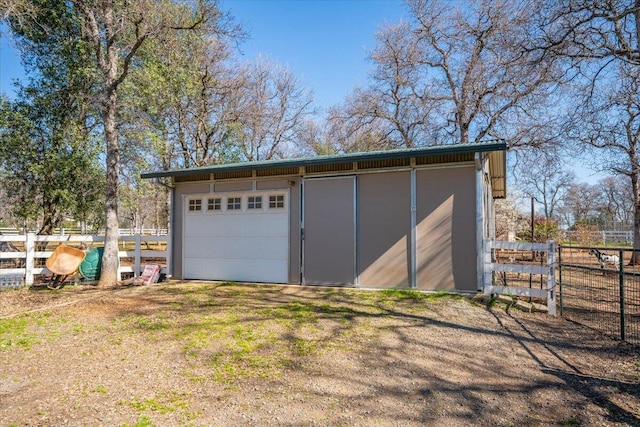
[
  {"x1": 134, "y1": 233, "x2": 141, "y2": 277},
  {"x1": 546, "y1": 240, "x2": 556, "y2": 316},
  {"x1": 558, "y1": 245, "x2": 563, "y2": 317},
  {"x1": 483, "y1": 239, "x2": 492, "y2": 295},
  {"x1": 165, "y1": 231, "x2": 172, "y2": 277},
  {"x1": 25, "y1": 233, "x2": 35, "y2": 286},
  {"x1": 619, "y1": 249, "x2": 625, "y2": 342}
]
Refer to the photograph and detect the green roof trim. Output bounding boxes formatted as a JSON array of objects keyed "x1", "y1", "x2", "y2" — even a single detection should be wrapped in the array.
[{"x1": 141, "y1": 140, "x2": 507, "y2": 179}]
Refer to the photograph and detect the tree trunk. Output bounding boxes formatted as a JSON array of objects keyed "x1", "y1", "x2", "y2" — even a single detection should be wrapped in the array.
[{"x1": 98, "y1": 88, "x2": 120, "y2": 286}]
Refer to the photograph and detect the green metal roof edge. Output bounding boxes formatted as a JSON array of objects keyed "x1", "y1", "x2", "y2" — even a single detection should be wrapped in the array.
[{"x1": 141, "y1": 140, "x2": 508, "y2": 179}]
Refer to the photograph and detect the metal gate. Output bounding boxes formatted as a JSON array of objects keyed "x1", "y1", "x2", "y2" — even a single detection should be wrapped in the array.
[{"x1": 558, "y1": 246, "x2": 640, "y2": 345}]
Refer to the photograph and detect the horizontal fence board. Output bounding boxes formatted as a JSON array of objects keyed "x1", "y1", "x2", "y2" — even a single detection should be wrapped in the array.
[
  {"x1": 139, "y1": 236, "x2": 168, "y2": 242},
  {"x1": 490, "y1": 241, "x2": 550, "y2": 251},
  {"x1": 0, "y1": 236, "x2": 26, "y2": 242},
  {"x1": 0, "y1": 253, "x2": 26, "y2": 259},
  {"x1": 485, "y1": 286, "x2": 547, "y2": 298},
  {"x1": 491, "y1": 263, "x2": 549, "y2": 275},
  {"x1": 119, "y1": 251, "x2": 167, "y2": 258},
  {"x1": 141, "y1": 250, "x2": 165, "y2": 258},
  {"x1": 0, "y1": 268, "x2": 24, "y2": 275},
  {"x1": 33, "y1": 235, "x2": 105, "y2": 243}
]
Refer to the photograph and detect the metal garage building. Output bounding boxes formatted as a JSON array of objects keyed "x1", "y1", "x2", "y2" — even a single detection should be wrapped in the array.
[{"x1": 142, "y1": 141, "x2": 506, "y2": 292}]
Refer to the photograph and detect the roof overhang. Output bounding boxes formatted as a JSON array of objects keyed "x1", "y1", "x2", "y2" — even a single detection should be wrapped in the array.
[
  {"x1": 488, "y1": 149, "x2": 506, "y2": 199},
  {"x1": 142, "y1": 140, "x2": 508, "y2": 198}
]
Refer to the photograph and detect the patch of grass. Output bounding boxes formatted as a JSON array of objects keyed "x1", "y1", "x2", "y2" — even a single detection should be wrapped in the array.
[
  {"x1": 204, "y1": 323, "x2": 287, "y2": 384},
  {"x1": 277, "y1": 301, "x2": 318, "y2": 321},
  {"x1": 34, "y1": 311, "x2": 53, "y2": 326},
  {"x1": 559, "y1": 418, "x2": 580, "y2": 426},
  {"x1": 182, "y1": 369, "x2": 207, "y2": 383},
  {"x1": 125, "y1": 391, "x2": 190, "y2": 415},
  {"x1": 135, "y1": 317, "x2": 171, "y2": 331},
  {"x1": 291, "y1": 337, "x2": 318, "y2": 356},
  {"x1": 379, "y1": 289, "x2": 430, "y2": 301},
  {"x1": 121, "y1": 415, "x2": 155, "y2": 427},
  {"x1": 209, "y1": 356, "x2": 249, "y2": 384},
  {"x1": 0, "y1": 317, "x2": 28, "y2": 336},
  {"x1": 93, "y1": 384, "x2": 108, "y2": 394},
  {"x1": 178, "y1": 314, "x2": 235, "y2": 356},
  {"x1": 0, "y1": 317, "x2": 40, "y2": 351},
  {"x1": 424, "y1": 291, "x2": 465, "y2": 301}
]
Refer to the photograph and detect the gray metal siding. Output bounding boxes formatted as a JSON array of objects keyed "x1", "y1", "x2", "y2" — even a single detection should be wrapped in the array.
[
  {"x1": 303, "y1": 177, "x2": 356, "y2": 285},
  {"x1": 357, "y1": 172, "x2": 411, "y2": 288},
  {"x1": 416, "y1": 167, "x2": 477, "y2": 291}
]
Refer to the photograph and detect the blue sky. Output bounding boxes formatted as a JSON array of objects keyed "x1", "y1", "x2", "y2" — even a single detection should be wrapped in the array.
[
  {"x1": 0, "y1": 0, "x2": 409, "y2": 111},
  {"x1": 222, "y1": 0, "x2": 408, "y2": 112},
  {"x1": 0, "y1": 0, "x2": 603, "y2": 185}
]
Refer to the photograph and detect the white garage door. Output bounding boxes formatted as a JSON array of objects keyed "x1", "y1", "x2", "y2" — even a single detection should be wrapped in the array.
[{"x1": 183, "y1": 191, "x2": 289, "y2": 283}]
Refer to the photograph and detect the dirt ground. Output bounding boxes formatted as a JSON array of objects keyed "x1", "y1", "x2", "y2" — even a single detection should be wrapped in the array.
[{"x1": 0, "y1": 282, "x2": 639, "y2": 427}]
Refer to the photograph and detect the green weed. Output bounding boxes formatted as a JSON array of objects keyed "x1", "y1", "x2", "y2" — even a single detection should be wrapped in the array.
[
  {"x1": 126, "y1": 391, "x2": 189, "y2": 415},
  {"x1": 135, "y1": 317, "x2": 171, "y2": 331},
  {"x1": 291, "y1": 337, "x2": 318, "y2": 356},
  {"x1": 121, "y1": 415, "x2": 155, "y2": 427},
  {"x1": 93, "y1": 384, "x2": 108, "y2": 394},
  {"x1": 0, "y1": 317, "x2": 39, "y2": 351},
  {"x1": 379, "y1": 289, "x2": 429, "y2": 301}
]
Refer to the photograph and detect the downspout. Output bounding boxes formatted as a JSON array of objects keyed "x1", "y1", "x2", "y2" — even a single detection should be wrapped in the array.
[{"x1": 475, "y1": 153, "x2": 485, "y2": 291}]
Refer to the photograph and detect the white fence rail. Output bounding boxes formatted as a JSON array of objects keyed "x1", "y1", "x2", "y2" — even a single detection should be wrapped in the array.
[
  {"x1": 562, "y1": 230, "x2": 633, "y2": 244},
  {"x1": 483, "y1": 239, "x2": 557, "y2": 316},
  {"x1": 0, "y1": 227, "x2": 168, "y2": 236},
  {"x1": 0, "y1": 233, "x2": 169, "y2": 287}
]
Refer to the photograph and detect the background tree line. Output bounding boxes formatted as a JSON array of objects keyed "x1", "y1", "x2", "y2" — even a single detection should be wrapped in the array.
[{"x1": 0, "y1": 0, "x2": 638, "y2": 284}]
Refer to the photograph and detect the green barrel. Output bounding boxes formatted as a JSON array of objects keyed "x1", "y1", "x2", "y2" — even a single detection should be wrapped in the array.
[{"x1": 79, "y1": 247, "x2": 104, "y2": 281}]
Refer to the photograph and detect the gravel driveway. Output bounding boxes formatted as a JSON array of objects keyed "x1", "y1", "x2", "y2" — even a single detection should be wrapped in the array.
[{"x1": 1, "y1": 282, "x2": 638, "y2": 426}]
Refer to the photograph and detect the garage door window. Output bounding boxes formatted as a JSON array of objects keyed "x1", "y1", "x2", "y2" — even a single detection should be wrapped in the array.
[
  {"x1": 248, "y1": 196, "x2": 262, "y2": 210},
  {"x1": 227, "y1": 197, "x2": 242, "y2": 210},
  {"x1": 269, "y1": 195, "x2": 284, "y2": 209},
  {"x1": 207, "y1": 197, "x2": 222, "y2": 211},
  {"x1": 188, "y1": 199, "x2": 202, "y2": 211}
]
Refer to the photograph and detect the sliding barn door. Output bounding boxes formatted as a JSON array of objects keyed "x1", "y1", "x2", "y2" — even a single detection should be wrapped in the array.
[{"x1": 303, "y1": 176, "x2": 356, "y2": 285}]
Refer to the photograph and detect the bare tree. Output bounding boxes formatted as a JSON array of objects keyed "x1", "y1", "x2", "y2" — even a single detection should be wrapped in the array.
[
  {"x1": 533, "y1": 0, "x2": 640, "y2": 68},
  {"x1": 327, "y1": 20, "x2": 434, "y2": 149},
  {"x1": 229, "y1": 58, "x2": 314, "y2": 161},
  {"x1": 330, "y1": 0, "x2": 563, "y2": 150},
  {"x1": 534, "y1": 0, "x2": 640, "y2": 261},
  {"x1": 566, "y1": 62, "x2": 640, "y2": 255},
  {"x1": 514, "y1": 149, "x2": 575, "y2": 221},
  {"x1": 557, "y1": 182, "x2": 601, "y2": 228},
  {"x1": 598, "y1": 175, "x2": 634, "y2": 228}
]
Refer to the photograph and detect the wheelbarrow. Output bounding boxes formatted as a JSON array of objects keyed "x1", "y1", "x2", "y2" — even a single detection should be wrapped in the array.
[{"x1": 45, "y1": 245, "x2": 86, "y2": 289}]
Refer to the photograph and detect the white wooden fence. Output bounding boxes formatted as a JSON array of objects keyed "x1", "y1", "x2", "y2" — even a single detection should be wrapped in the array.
[
  {"x1": 562, "y1": 230, "x2": 633, "y2": 245},
  {"x1": 483, "y1": 239, "x2": 557, "y2": 316},
  {"x1": 0, "y1": 233, "x2": 169, "y2": 286},
  {"x1": 0, "y1": 227, "x2": 168, "y2": 236}
]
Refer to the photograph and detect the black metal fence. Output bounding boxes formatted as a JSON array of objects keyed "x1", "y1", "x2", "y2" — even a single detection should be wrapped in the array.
[{"x1": 558, "y1": 246, "x2": 640, "y2": 346}]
